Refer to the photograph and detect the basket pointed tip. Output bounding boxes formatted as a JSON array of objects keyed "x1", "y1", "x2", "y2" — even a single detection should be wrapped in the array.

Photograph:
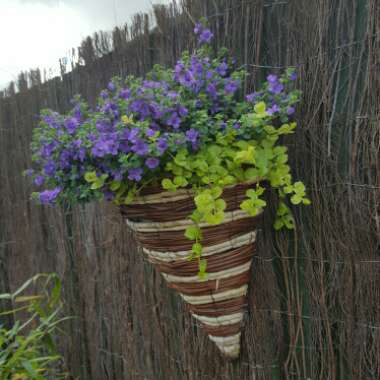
[{"x1": 210, "y1": 332, "x2": 241, "y2": 359}]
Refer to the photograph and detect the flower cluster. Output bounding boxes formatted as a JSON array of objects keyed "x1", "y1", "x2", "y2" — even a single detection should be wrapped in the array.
[
  {"x1": 27, "y1": 21, "x2": 307, "y2": 236},
  {"x1": 27, "y1": 22, "x2": 309, "y2": 275}
]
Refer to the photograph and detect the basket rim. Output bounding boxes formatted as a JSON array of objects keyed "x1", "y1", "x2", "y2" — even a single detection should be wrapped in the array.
[{"x1": 129, "y1": 178, "x2": 264, "y2": 205}]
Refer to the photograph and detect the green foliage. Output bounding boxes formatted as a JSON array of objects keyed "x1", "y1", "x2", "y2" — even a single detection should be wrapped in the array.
[
  {"x1": 27, "y1": 25, "x2": 310, "y2": 277},
  {"x1": 0, "y1": 274, "x2": 70, "y2": 379},
  {"x1": 162, "y1": 122, "x2": 310, "y2": 277}
]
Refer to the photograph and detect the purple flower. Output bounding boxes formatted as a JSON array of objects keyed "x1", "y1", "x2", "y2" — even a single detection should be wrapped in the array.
[
  {"x1": 42, "y1": 114, "x2": 60, "y2": 129},
  {"x1": 146, "y1": 128, "x2": 156, "y2": 137},
  {"x1": 199, "y1": 29, "x2": 214, "y2": 44},
  {"x1": 73, "y1": 139, "x2": 82, "y2": 148},
  {"x1": 96, "y1": 119, "x2": 111, "y2": 133},
  {"x1": 150, "y1": 103, "x2": 164, "y2": 119},
  {"x1": 267, "y1": 104, "x2": 280, "y2": 115},
  {"x1": 73, "y1": 105, "x2": 82, "y2": 120},
  {"x1": 205, "y1": 70, "x2": 214, "y2": 80},
  {"x1": 112, "y1": 170, "x2": 123, "y2": 181},
  {"x1": 91, "y1": 135, "x2": 119, "y2": 157},
  {"x1": 100, "y1": 90, "x2": 108, "y2": 99},
  {"x1": 119, "y1": 141, "x2": 131, "y2": 153},
  {"x1": 145, "y1": 157, "x2": 160, "y2": 169},
  {"x1": 267, "y1": 74, "x2": 278, "y2": 84},
  {"x1": 131, "y1": 138, "x2": 149, "y2": 156},
  {"x1": 128, "y1": 168, "x2": 143, "y2": 181},
  {"x1": 119, "y1": 88, "x2": 131, "y2": 99},
  {"x1": 269, "y1": 82, "x2": 284, "y2": 94},
  {"x1": 125, "y1": 128, "x2": 140, "y2": 143},
  {"x1": 43, "y1": 161, "x2": 56, "y2": 177},
  {"x1": 245, "y1": 92, "x2": 260, "y2": 102},
  {"x1": 130, "y1": 99, "x2": 150, "y2": 119},
  {"x1": 207, "y1": 82, "x2": 218, "y2": 99},
  {"x1": 167, "y1": 91, "x2": 179, "y2": 100},
  {"x1": 104, "y1": 190, "x2": 115, "y2": 201},
  {"x1": 166, "y1": 112, "x2": 181, "y2": 129},
  {"x1": 108, "y1": 82, "x2": 116, "y2": 92},
  {"x1": 177, "y1": 105, "x2": 188, "y2": 117},
  {"x1": 59, "y1": 150, "x2": 72, "y2": 169},
  {"x1": 186, "y1": 128, "x2": 199, "y2": 143},
  {"x1": 39, "y1": 187, "x2": 62, "y2": 205},
  {"x1": 216, "y1": 62, "x2": 228, "y2": 77},
  {"x1": 287, "y1": 106, "x2": 295, "y2": 115},
  {"x1": 34, "y1": 175, "x2": 44, "y2": 186},
  {"x1": 225, "y1": 80, "x2": 239, "y2": 94},
  {"x1": 40, "y1": 141, "x2": 57, "y2": 158},
  {"x1": 194, "y1": 22, "x2": 202, "y2": 34},
  {"x1": 64, "y1": 117, "x2": 79, "y2": 134},
  {"x1": 156, "y1": 137, "x2": 168, "y2": 155},
  {"x1": 233, "y1": 122, "x2": 241, "y2": 130},
  {"x1": 25, "y1": 169, "x2": 34, "y2": 177},
  {"x1": 289, "y1": 71, "x2": 297, "y2": 81},
  {"x1": 76, "y1": 148, "x2": 86, "y2": 162}
]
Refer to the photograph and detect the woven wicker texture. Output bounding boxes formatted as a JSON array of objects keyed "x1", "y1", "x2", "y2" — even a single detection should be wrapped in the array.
[{"x1": 121, "y1": 183, "x2": 261, "y2": 359}]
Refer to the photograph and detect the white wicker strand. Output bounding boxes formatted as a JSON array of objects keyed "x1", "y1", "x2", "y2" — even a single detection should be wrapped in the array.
[
  {"x1": 180, "y1": 285, "x2": 248, "y2": 305},
  {"x1": 126, "y1": 209, "x2": 258, "y2": 232},
  {"x1": 191, "y1": 312, "x2": 244, "y2": 326},
  {"x1": 161, "y1": 261, "x2": 252, "y2": 283},
  {"x1": 143, "y1": 231, "x2": 256, "y2": 262}
]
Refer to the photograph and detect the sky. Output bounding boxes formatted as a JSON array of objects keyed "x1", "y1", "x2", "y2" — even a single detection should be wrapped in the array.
[{"x1": 0, "y1": 0, "x2": 171, "y2": 90}]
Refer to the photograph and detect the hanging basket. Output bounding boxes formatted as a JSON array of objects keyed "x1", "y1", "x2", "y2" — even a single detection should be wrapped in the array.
[{"x1": 120, "y1": 181, "x2": 262, "y2": 359}]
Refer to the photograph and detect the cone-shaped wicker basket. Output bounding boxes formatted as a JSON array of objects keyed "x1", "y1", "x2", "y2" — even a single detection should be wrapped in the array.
[{"x1": 120, "y1": 181, "x2": 262, "y2": 359}]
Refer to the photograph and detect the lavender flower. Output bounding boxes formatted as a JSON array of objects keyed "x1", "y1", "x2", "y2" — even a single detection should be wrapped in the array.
[
  {"x1": 267, "y1": 74, "x2": 278, "y2": 84},
  {"x1": 119, "y1": 88, "x2": 131, "y2": 99},
  {"x1": 199, "y1": 29, "x2": 214, "y2": 44},
  {"x1": 269, "y1": 82, "x2": 284, "y2": 94},
  {"x1": 64, "y1": 117, "x2": 79, "y2": 134},
  {"x1": 186, "y1": 129, "x2": 199, "y2": 144},
  {"x1": 39, "y1": 187, "x2": 62, "y2": 205},
  {"x1": 157, "y1": 137, "x2": 168, "y2": 155},
  {"x1": 131, "y1": 138, "x2": 149, "y2": 156},
  {"x1": 34, "y1": 175, "x2": 45, "y2": 186},
  {"x1": 145, "y1": 157, "x2": 160, "y2": 169},
  {"x1": 287, "y1": 106, "x2": 295, "y2": 115},
  {"x1": 267, "y1": 104, "x2": 280, "y2": 115},
  {"x1": 43, "y1": 161, "x2": 56, "y2": 177},
  {"x1": 128, "y1": 168, "x2": 143, "y2": 181},
  {"x1": 225, "y1": 80, "x2": 239, "y2": 95},
  {"x1": 108, "y1": 82, "x2": 116, "y2": 92}
]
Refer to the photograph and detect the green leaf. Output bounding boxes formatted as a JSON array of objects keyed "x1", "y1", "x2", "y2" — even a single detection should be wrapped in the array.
[
  {"x1": 254, "y1": 101, "x2": 267, "y2": 115},
  {"x1": 90, "y1": 179, "x2": 104, "y2": 190},
  {"x1": 214, "y1": 199, "x2": 226, "y2": 211},
  {"x1": 185, "y1": 225, "x2": 201, "y2": 240},
  {"x1": 110, "y1": 181, "x2": 121, "y2": 191},
  {"x1": 194, "y1": 193, "x2": 214, "y2": 209},
  {"x1": 84, "y1": 171, "x2": 97, "y2": 183},
  {"x1": 234, "y1": 146, "x2": 256, "y2": 164},
  {"x1": 274, "y1": 219, "x2": 284, "y2": 230},
  {"x1": 205, "y1": 211, "x2": 224, "y2": 225},
  {"x1": 162, "y1": 178, "x2": 176, "y2": 191},
  {"x1": 173, "y1": 176, "x2": 188, "y2": 187},
  {"x1": 192, "y1": 243, "x2": 202, "y2": 257},
  {"x1": 124, "y1": 190, "x2": 135, "y2": 205},
  {"x1": 22, "y1": 360, "x2": 45, "y2": 380},
  {"x1": 278, "y1": 123, "x2": 296, "y2": 135},
  {"x1": 198, "y1": 259, "x2": 208, "y2": 280},
  {"x1": 210, "y1": 186, "x2": 223, "y2": 199}
]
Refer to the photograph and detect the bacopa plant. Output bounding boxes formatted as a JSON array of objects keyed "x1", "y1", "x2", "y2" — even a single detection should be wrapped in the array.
[{"x1": 27, "y1": 22, "x2": 309, "y2": 276}]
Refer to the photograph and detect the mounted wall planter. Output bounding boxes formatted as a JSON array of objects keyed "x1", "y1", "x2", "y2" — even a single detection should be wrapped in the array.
[
  {"x1": 121, "y1": 182, "x2": 262, "y2": 358},
  {"x1": 27, "y1": 22, "x2": 309, "y2": 362}
]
